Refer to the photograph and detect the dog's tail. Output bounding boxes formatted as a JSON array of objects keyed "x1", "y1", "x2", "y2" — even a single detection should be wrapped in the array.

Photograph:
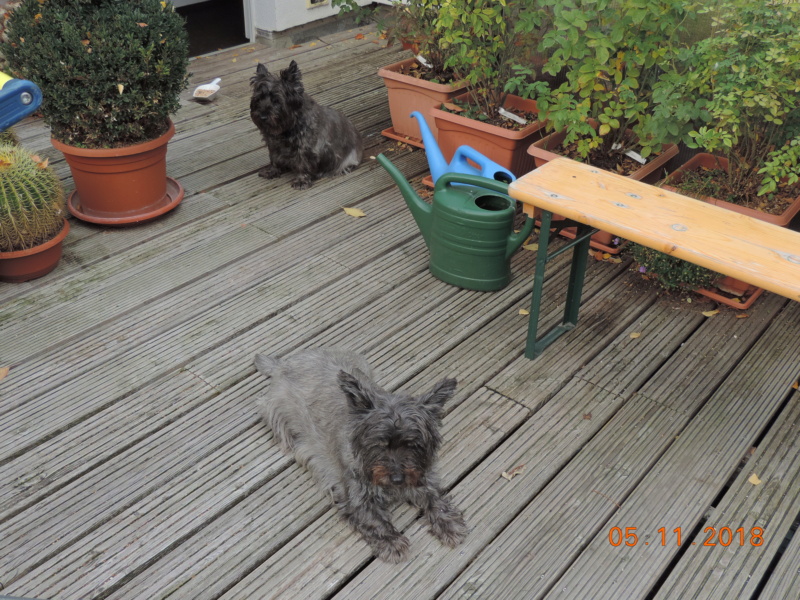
[{"x1": 254, "y1": 354, "x2": 280, "y2": 376}]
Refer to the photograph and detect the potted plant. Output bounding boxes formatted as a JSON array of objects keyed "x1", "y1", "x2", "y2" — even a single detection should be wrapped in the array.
[
  {"x1": 520, "y1": 0, "x2": 690, "y2": 252},
  {"x1": 0, "y1": 142, "x2": 69, "y2": 282},
  {"x1": 6, "y1": 0, "x2": 190, "y2": 225},
  {"x1": 631, "y1": 243, "x2": 764, "y2": 310},
  {"x1": 654, "y1": 0, "x2": 800, "y2": 228},
  {"x1": 427, "y1": 0, "x2": 550, "y2": 177},
  {"x1": 372, "y1": 0, "x2": 470, "y2": 146}
]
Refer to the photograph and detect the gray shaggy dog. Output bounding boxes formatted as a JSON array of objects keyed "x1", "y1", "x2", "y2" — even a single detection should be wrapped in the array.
[
  {"x1": 254, "y1": 348, "x2": 468, "y2": 563},
  {"x1": 250, "y1": 61, "x2": 363, "y2": 190}
]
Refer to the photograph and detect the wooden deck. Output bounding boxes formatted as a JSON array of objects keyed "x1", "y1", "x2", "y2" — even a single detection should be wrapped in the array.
[{"x1": 2, "y1": 25, "x2": 800, "y2": 600}]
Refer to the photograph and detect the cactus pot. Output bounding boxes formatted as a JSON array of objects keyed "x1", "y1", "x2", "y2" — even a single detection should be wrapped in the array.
[
  {"x1": 53, "y1": 120, "x2": 184, "y2": 226},
  {"x1": 0, "y1": 218, "x2": 69, "y2": 282}
]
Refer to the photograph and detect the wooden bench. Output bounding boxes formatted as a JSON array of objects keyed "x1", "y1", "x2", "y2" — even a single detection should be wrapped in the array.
[{"x1": 508, "y1": 157, "x2": 800, "y2": 359}]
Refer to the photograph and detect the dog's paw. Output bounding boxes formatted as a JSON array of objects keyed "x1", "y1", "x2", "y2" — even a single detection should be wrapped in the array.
[
  {"x1": 258, "y1": 165, "x2": 282, "y2": 179},
  {"x1": 375, "y1": 534, "x2": 410, "y2": 563},
  {"x1": 291, "y1": 176, "x2": 312, "y2": 190},
  {"x1": 429, "y1": 504, "x2": 468, "y2": 548}
]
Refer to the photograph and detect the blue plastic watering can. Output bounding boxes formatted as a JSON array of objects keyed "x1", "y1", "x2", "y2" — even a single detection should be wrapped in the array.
[{"x1": 411, "y1": 110, "x2": 516, "y2": 185}]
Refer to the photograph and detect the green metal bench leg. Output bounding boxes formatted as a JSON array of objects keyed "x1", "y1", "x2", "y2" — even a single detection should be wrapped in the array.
[
  {"x1": 524, "y1": 213, "x2": 594, "y2": 359},
  {"x1": 524, "y1": 211, "x2": 552, "y2": 359}
]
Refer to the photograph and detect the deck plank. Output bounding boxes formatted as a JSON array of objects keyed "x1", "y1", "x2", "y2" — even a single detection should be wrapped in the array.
[
  {"x1": 547, "y1": 301, "x2": 800, "y2": 599},
  {"x1": 655, "y1": 388, "x2": 800, "y2": 599},
  {"x1": 439, "y1": 294, "x2": 787, "y2": 599}
]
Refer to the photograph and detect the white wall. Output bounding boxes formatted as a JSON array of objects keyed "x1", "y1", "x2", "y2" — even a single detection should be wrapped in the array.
[{"x1": 250, "y1": 0, "x2": 383, "y2": 35}]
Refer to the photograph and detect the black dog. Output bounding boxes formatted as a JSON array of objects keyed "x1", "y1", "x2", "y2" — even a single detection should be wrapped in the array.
[{"x1": 250, "y1": 61, "x2": 363, "y2": 190}]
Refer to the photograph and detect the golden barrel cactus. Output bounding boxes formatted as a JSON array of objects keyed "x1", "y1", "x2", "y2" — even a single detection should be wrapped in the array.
[{"x1": 0, "y1": 143, "x2": 65, "y2": 252}]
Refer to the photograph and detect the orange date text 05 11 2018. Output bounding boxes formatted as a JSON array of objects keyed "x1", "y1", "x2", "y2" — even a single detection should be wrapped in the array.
[{"x1": 608, "y1": 526, "x2": 764, "y2": 547}]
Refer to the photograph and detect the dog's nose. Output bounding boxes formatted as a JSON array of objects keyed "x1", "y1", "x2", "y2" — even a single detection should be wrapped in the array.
[{"x1": 390, "y1": 472, "x2": 405, "y2": 485}]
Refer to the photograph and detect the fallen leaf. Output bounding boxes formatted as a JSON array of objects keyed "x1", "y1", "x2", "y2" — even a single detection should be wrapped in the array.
[
  {"x1": 702, "y1": 309, "x2": 720, "y2": 317},
  {"x1": 81, "y1": 39, "x2": 90, "y2": 46},
  {"x1": 442, "y1": 102, "x2": 464, "y2": 112},
  {"x1": 519, "y1": 309, "x2": 530, "y2": 316},
  {"x1": 289, "y1": 44, "x2": 302, "y2": 49},
  {"x1": 593, "y1": 251, "x2": 604, "y2": 261},
  {"x1": 736, "y1": 313, "x2": 749, "y2": 319},
  {"x1": 630, "y1": 332, "x2": 641, "y2": 339},
  {"x1": 117, "y1": 83, "x2": 124, "y2": 94},
  {"x1": 748, "y1": 472, "x2": 762, "y2": 486},
  {"x1": 522, "y1": 243, "x2": 539, "y2": 251},
  {"x1": 0, "y1": 159, "x2": 11, "y2": 168},
  {"x1": 343, "y1": 207, "x2": 366, "y2": 218},
  {"x1": 136, "y1": 22, "x2": 148, "y2": 27},
  {"x1": 36, "y1": 157, "x2": 49, "y2": 169},
  {"x1": 501, "y1": 464, "x2": 525, "y2": 481},
  {"x1": 0, "y1": 366, "x2": 9, "y2": 382},
  {"x1": 792, "y1": 381, "x2": 799, "y2": 390},
  {"x1": 610, "y1": 257, "x2": 623, "y2": 264},
  {"x1": 602, "y1": 252, "x2": 611, "y2": 260},
  {"x1": 583, "y1": 413, "x2": 592, "y2": 420},
  {"x1": 354, "y1": 33, "x2": 365, "y2": 40}
]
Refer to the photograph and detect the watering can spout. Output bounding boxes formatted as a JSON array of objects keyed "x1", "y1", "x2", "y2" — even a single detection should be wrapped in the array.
[
  {"x1": 377, "y1": 153, "x2": 432, "y2": 245},
  {"x1": 411, "y1": 111, "x2": 447, "y2": 181},
  {"x1": 506, "y1": 214, "x2": 535, "y2": 260}
]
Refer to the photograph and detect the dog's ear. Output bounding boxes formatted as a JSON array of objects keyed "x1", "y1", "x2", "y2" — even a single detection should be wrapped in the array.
[
  {"x1": 256, "y1": 63, "x2": 269, "y2": 75},
  {"x1": 281, "y1": 60, "x2": 304, "y2": 93},
  {"x1": 339, "y1": 369, "x2": 375, "y2": 413},
  {"x1": 419, "y1": 378, "x2": 457, "y2": 416}
]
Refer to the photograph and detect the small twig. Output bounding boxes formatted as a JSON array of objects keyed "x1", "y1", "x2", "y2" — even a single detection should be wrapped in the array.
[{"x1": 592, "y1": 489, "x2": 621, "y2": 508}]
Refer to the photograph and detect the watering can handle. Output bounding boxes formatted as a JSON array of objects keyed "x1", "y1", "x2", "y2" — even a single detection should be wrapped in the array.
[{"x1": 434, "y1": 171, "x2": 510, "y2": 196}]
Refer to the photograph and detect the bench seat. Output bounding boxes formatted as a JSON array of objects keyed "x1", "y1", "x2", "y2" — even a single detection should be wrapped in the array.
[{"x1": 509, "y1": 157, "x2": 800, "y2": 358}]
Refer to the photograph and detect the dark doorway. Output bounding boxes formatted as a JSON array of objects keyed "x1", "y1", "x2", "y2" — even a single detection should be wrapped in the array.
[{"x1": 177, "y1": 0, "x2": 249, "y2": 57}]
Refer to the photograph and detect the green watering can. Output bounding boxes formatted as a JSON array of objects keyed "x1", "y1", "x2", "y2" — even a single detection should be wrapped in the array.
[{"x1": 378, "y1": 153, "x2": 534, "y2": 291}]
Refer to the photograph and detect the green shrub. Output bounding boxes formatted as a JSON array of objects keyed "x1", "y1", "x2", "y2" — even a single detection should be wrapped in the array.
[
  {"x1": 6, "y1": 0, "x2": 189, "y2": 148},
  {"x1": 0, "y1": 143, "x2": 65, "y2": 252},
  {"x1": 632, "y1": 244, "x2": 716, "y2": 291},
  {"x1": 534, "y1": 0, "x2": 696, "y2": 161},
  {"x1": 434, "y1": 0, "x2": 548, "y2": 116},
  {"x1": 651, "y1": 0, "x2": 800, "y2": 203}
]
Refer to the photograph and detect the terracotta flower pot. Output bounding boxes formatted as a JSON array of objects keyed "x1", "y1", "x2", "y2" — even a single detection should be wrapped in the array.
[
  {"x1": 663, "y1": 153, "x2": 800, "y2": 227},
  {"x1": 53, "y1": 120, "x2": 184, "y2": 226},
  {"x1": 660, "y1": 152, "x2": 800, "y2": 309},
  {"x1": 377, "y1": 58, "x2": 468, "y2": 148},
  {"x1": 696, "y1": 276, "x2": 765, "y2": 310},
  {"x1": 527, "y1": 126, "x2": 678, "y2": 254},
  {"x1": 0, "y1": 218, "x2": 69, "y2": 283},
  {"x1": 430, "y1": 93, "x2": 546, "y2": 177}
]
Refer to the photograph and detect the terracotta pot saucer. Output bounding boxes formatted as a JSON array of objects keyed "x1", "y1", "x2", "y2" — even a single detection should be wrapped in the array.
[
  {"x1": 67, "y1": 177, "x2": 184, "y2": 226},
  {"x1": 380, "y1": 126, "x2": 425, "y2": 149}
]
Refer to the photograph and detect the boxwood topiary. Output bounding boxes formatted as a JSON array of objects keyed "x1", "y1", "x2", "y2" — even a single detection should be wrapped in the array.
[
  {"x1": 0, "y1": 143, "x2": 65, "y2": 252},
  {"x1": 6, "y1": 0, "x2": 189, "y2": 149}
]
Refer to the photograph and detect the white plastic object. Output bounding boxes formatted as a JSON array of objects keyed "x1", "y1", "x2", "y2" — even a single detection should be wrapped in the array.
[{"x1": 193, "y1": 78, "x2": 221, "y2": 101}]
